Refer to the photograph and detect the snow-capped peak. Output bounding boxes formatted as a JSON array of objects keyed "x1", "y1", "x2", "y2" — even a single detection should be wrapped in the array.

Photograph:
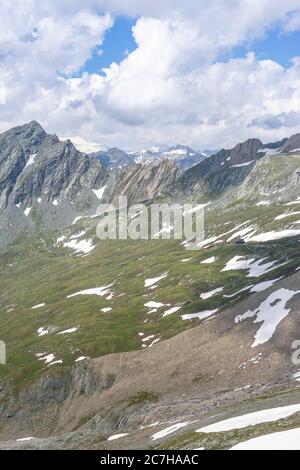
[{"x1": 62, "y1": 136, "x2": 108, "y2": 154}]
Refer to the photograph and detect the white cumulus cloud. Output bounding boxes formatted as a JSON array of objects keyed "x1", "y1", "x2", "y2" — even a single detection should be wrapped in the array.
[{"x1": 0, "y1": 0, "x2": 300, "y2": 150}]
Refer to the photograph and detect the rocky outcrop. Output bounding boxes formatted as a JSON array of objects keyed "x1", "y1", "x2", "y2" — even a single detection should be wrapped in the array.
[
  {"x1": 280, "y1": 133, "x2": 300, "y2": 153},
  {"x1": 0, "y1": 121, "x2": 109, "y2": 244},
  {"x1": 0, "y1": 121, "x2": 107, "y2": 209},
  {"x1": 132, "y1": 144, "x2": 206, "y2": 170},
  {"x1": 111, "y1": 159, "x2": 179, "y2": 204},
  {"x1": 1, "y1": 268, "x2": 300, "y2": 447},
  {"x1": 174, "y1": 138, "x2": 264, "y2": 199},
  {"x1": 91, "y1": 147, "x2": 135, "y2": 169}
]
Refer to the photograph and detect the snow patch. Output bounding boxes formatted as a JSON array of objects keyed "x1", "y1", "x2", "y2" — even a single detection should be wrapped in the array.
[
  {"x1": 152, "y1": 421, "x2": 196, "y2": 440},
  {"x1": 107, "y1": 433, "x2": 129, "y2": 441},
  {"x1": 201, "y1": 256, "x2": 216, "y2": 264},
  {"x1": 197, "y1": 404, "x2": 300, "y2": 433},
  {"x1": 231, "y1": 160, "x2": 254, "y2": 168},
  {"x1": 230, "y1": 427, "x2": 300, "y2": 450},
  {"x1": 235, "y1": 288, "x2": 300, "y2": 347},
  {"x1": 154, "y1": 224, "x2": 173, "y2": 237},
  {"x1": 145, "y1": 301, "x2": 165, "y2": 309},
  {"x1": 200, "y1": 287, "x2": 223, "y2": 299},
  {"x1": 256, "y1": 200, "x2": 270, "y2": 206},
  {"x1": 17, "y1": 437, "x2": 35, "y2": 442},
  {"x1": 250, "y1": 278, "x2": 280, "y2": 293},
  {"x1": 24, "y1": 207, "x2": 31, "y2": 216},
  {"x1": 67, "y1": 284, "x2": 113, "y2": 298},
  {"x1": 75, "y1": 356, "x2": 88, "y2": 363},
  {"x1": 38, "y1": 353, "x2": 56, "y2": 364},
  {"x1": 162, "y1": 306, "x2": 181, "y2": 317},
  {"x1": 275, "y1": 211, "x2": 300, "y2": 220},
  {"x1": 248, "y1": 229, "x2": 300, "y2": 242},
  {"x1": 227, "y1": 225, "x2": 256, "y2": 242},
  {"x1": 57, "y1": 327, "x2": 78, "y2": 335},
  {"x1": 63, "y1": 238, "x2": 95, "y2": 255},
  {"x1": 222, "y1": 256, "x2": 285, "y2": 278},
  {"x1": 37, "y1": 327, "x2": 49, "y2": 337},
  {"x1": 181, "y1": 309, "x2": 218, "y2": 321},
  {"x1": 92, "y1": 186, "x2": 106, "y2": 200},
  {"x1": 145, "y1": 274, "x2": 167, "y2": 288},
  {"x1": 25, "y1": 153, "x2": 37, "y2": 168}
]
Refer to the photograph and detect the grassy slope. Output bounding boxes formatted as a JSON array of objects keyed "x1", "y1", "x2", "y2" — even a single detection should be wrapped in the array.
[
  {"x1": 1, "y1": 207, "x2": 300, "y2": 389},
  {"x1": 1, "y1": 152, "x2": 300, "y2": 390}
]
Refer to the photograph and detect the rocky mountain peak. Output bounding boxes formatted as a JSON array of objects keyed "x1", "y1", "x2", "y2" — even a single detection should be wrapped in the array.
[
  {"x1": 0, "y1": 121, "x2": 109, "y2": 244},
  {"x1": 229, "y1": 138, "x2": 263, "y2": 165},
  {"x1": 112, "y1": 158, "x2": 179, "y2": 204},
  {"x1": 280, "y1": 133, "x2": 300, "y2": 153}
]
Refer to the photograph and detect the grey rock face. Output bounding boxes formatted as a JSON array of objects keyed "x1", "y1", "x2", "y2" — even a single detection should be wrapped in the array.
[
  {"x1": 174, "y1": 138, "x2": 264, "y2": 199},
  {"x1": 91, "y1": 147, "x2": 135, "y2": 169},
  {"x1": 280, "y1": 133, "x2": 300, "y2": 153},
  {"x1": 263, "y1": 137, "x2": 288, "y2": 150},
  {"x1": 160, "y1": 145, "x2": 206, "y2": 170},
  {"x1": 0, "y1": 121, "x2": 108, "y2": 244},
  {"x1": 0, "y1": 121, "x2": 298, "y2": 245},
  {"x1": 111, "y1": 159, "x2": 179, "y2": 205},
  {"x1": 0, "y1": 121, "x2": 106, "y2": 208},
  {"x1": 132, "y1": 144, "x2": 206, "y2": 170}
]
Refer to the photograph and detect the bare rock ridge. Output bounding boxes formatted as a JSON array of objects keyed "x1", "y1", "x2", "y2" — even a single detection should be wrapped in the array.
[
  {"x1": 1, "y1": 270, "x2": 300, "y2": 448},
  {"x1": 2, "y1": 122, "x2": 300, "y2": 449},
  {"x1": 93, "y1": 143, "x2": 206, "y2": 170},
  {"x1": 280, "y1": 133, "x2": 300, "y2": 153},
  {"x1": 0, "y1": 121, "x2": 109, "y2": 245},
  {"x1": 0, "y1": 121, "x2": 106, "y2": 209},
  {"x1": 111, "y1": 159, "x2": 179, "y2": 205},
  {"x1": 0, "y1": 121, "x2": 300, "y2": 245},
  {"x1": 91, "y1": 147, "x2": 135, "y2": 169},
  {"x1": 173, "y1": 138, "x2": 263, "y2": 198},
  {"x1": 170, "y1": 135, "x2": 300, "y2": 200}
]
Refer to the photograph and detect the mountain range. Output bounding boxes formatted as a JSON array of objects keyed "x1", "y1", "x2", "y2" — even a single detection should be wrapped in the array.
[
  {"x1": 89, "y1": 143, "x2": 207, "y2": 170},
  {"x1": 1, "y1": 121, "x2": 300, "y2": 246},
  {"x1": 1, "y1": 122, "x2": 300, "y2": 449}
]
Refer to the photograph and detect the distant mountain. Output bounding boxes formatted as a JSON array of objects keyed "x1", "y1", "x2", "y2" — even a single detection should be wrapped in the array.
[
  {"x1": 130, "y1": 148, "x2": 161, "y2": 165},
  {"x1": 173, "y1": 134, "x2": 300, "y2": 200},
  {"x1": 174, "y1": 138, "x2": 265, "y2": 198},
  {"x1": 1, "y1": 121, "x2": 300, "y2": 246},
  {"x1": 111, "y1": 159, "x2": 179, "y2": 205},
  {"x1": 0, "y1": 121, "x2": 108, "y2": 245},
  {"x1": 278, "y1": 133, "x2": 300, "y2": 153},
  {"x1": 130, "y1": 144, "x2": 206, "y2": 170},
  {"x1": 3, "y1": 127, "x2": 300, "y2": 451},
  {"x1": 256, "y1": 134, "x2": 300, "y2": 156},
  {"x1": 91, "y1": 147, "x2": 135, "y2": 169},
  {"x1": 88, "y1": 144, "x2": 206, "y2": 170},
  {"x1": 160, "y1": 145, "x2": 206, "y2": 169},
  {"x1": 64, "y1": 135, "x2": 108, "y2": 154},
  {"x1": 202, "y1": 148, "x2": 219, "y2": 157}
]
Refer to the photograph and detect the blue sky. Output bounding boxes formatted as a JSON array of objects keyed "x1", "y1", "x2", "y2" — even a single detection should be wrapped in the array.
[
  {"x1": 82, "y1": 17, "x2": 300, "y2": 76},
  {"x1": 83, "y1": 17, "x2": 137, "y2": 75},
  {"x1": 1, "y1": 1, "x2": 300, "y2": 150},
  {"x1": 235, "y1": 28, "x2": 300, "y2": 68}
]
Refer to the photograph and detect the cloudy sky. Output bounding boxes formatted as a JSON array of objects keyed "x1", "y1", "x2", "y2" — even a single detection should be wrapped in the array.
[{"x1": 0, "y1": 0, "x2": 300, "y2": 151}]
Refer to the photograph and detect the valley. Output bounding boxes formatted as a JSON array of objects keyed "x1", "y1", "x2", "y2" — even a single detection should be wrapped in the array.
[{"x1": 1, "y1": 123, "x2": 300, "y2": 449}]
